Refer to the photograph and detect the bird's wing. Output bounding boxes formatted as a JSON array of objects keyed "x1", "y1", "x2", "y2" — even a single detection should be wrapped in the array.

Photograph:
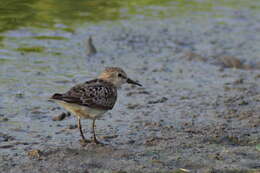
[{"x1": 54, "y1": 79, "x2": 117, "y2": 110}]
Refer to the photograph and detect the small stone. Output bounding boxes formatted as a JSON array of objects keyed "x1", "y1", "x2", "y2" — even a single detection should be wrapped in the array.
[
  {"x1": 0, "y1": 117, "x2": 9, "y2": 122},
  {"x1": 126, "y1": 90, "x2": 150, "y2": 96},
  {"x1": 86, "y1": 36, "x2": 97, "y2": 56},
  {"x1": 242, "y1": 63, "x2": 253, "y2": 70},
  {"x1": 0, "y1": 133, "x2": 14, "y2": 141},
  {"x1": 233, "y1": 78, "x2": 244, "y2": 84},
  {"x1": 238, "y1": 100, "x2": 248, "y2": 105},
  {"x1": 128, "y1": 139, "x2": 135, "y2": 144},
  {"x1": 219, "y1": 56, "x2": 243, "y2": 69},
  {"x1": 145, "y1": 138, "x2": 159, "y2": 146},
  {"x1": 126, "y1": 103, "x2": 140, "y2": 109},
  {"x1": 27, "y1": 149, "x2": 42, "y2": 159},
  {"x1": 68, "y1": 124, "x2": 77, "y2": 129},
  {"x1": 148, "y1": 97, "x2": 168, "y2": 104},
  {"x1": 181, "y1": 51, "x2": 207, "y2": 62},
  {"x1": 15, "y1": 93, "x2": 24, "y2": 98},
  {"x1": 52, "y1": 112, "x2": 67, "y2": 121},
  {"x1": 101, "y1": 135, "x2": 118, "y2": 139},
  {"x1": 151, "y1": 159, "x2": 164, "y2": 164},
  {"x1": 255, "y1": 74, "x2": 260, "y2": 79},
  {"x1": 0, "y1": 145, "x2": 14, "y2": 149}
]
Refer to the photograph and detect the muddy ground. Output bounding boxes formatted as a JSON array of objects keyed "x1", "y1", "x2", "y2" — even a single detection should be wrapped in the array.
[{"x1": 0, "y1": 9, "x2": 260, "y2": 173}]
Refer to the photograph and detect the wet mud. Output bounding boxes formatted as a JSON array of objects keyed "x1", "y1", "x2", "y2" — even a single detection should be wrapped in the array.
[{"x1": 0, "y1": 9, "x2": 260, "y2": 173}]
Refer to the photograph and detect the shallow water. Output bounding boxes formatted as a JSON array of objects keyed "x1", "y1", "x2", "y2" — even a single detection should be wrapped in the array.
[
  {"x1": 1, "y1": 0, "x2": 260, "y2": 33},
  {"x1": 0, "y1": 0, "x2": 260, "y2": 172}
]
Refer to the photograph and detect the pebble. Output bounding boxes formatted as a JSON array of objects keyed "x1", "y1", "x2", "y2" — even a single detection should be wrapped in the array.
[
  {"x1": 181, "y1": 51, "x2": 207, "y2": 62},
  {"x1": 52, "y1": 112, "x2": 70, "y2": 121},
  {"x1": 27, "y1": 149, "x2": 42, "y2": 159},
  {"x1": 0, "y1": 145, "x2": 14, "y2": 149},
  {"x1": 68, "y1": 124, "x2": 77, "y2": 129},
  {"x1": 219, "y1": 56, "x2": 243, "y2": 69},
  {"x1": 0, "y1": 117, "x2": 9, "y2": 122},
  {"x1": 86, "y1": 36, "x2": 97, "y2": 56},
  {"x1": 148, "y1": 97, "x2": 168, "y2": 104},
  {"x1": 126, "y1": 103, "x2": 141, "y2": 109}
]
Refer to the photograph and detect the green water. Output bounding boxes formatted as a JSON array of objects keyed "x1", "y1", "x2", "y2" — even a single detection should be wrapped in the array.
[{"x1": 0, "y1": 0, "x2": 259, "y2": 34}]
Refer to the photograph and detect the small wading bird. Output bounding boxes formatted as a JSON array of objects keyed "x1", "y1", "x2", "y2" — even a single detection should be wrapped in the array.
[{"x1": 51, "y1": 67, "x2": 142, "y2": 144}]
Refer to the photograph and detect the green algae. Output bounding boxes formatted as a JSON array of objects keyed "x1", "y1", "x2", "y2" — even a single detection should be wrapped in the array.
[
  {"x1": 0, "y1": 0, "x2": 259, "y2": 35},
  {"x1": 61, "y1": 27, "x2": 75, "y2": 33},
  {"x1": 0, "y1": 58, "x2": 12, "y2": 64},
  {"x1": 32, "y1": 36, "x2": 68, "y2": 40},
  {"x1": 16, "y1": 46, "x2": 45, "y2": 53},
  {"x1": 51, "y1": 52, "x2": 62, "y2": 56}
]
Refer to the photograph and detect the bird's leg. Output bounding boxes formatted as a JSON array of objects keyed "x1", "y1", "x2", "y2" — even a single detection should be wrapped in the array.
[
  {"x1": 92, "y1": 119, "x2": 101, "y2": 144},
  {"x1": 77, "y1": 117, "x2": 90, "y2": 144},
  {"x1": 77, "y1": 117, "x2": 85, "y2": 140}
]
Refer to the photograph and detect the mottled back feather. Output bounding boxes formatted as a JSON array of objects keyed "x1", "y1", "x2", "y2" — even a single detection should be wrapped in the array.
[{"x1": 52, "y1": 79, "x2": 117, "y2": 110}]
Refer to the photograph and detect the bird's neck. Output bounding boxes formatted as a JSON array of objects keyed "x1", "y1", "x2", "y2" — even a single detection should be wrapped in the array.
[
  {"x1": 98, "y1": 76, "x2": 113, "y2": 84},
  {"x1": 98, "y1": 76, "x2": 121, "y2": 88}
]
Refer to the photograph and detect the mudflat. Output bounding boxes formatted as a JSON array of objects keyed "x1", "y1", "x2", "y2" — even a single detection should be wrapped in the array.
[{"x1": 1, "y1": 7, "x2": 260, "y2": 173}]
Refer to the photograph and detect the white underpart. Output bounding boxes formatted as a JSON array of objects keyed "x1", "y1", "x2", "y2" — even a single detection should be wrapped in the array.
[{"x1": 56, "y1": 100, "x2": 107, "y2": 120}]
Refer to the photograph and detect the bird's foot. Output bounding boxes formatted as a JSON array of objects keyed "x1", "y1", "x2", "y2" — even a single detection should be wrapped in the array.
[
  {"x1": 79, "y1": 139, "x2": 91, "y2": 146},
  {"x1": 93, "y1": 139, "x2": 105, "y2": 146}
]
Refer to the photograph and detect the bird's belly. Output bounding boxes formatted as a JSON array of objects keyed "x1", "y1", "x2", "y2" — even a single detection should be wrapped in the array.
[{"x1": 56, "y1": 101, "x2": 107, "y2": 119}]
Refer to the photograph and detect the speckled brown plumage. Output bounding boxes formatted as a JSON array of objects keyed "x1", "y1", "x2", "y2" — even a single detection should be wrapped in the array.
[{"x1": 52, "y1": 79, "x2": 117, "y2": 110}]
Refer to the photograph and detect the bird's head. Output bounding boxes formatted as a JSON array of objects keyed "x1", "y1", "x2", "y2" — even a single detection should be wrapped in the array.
[{"x1": 98, "y1": 67, "x2": 142, "y2": 88}]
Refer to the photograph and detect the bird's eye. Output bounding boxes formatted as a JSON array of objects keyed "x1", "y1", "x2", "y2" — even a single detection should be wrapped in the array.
[{"x1": 118, "y1": 73, "x2": 122, "y2": 77}]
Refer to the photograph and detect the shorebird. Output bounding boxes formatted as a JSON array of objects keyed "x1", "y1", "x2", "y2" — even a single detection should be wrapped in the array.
[{"x1": 51, "y1": 67, "x2": 142, "y2": 144}]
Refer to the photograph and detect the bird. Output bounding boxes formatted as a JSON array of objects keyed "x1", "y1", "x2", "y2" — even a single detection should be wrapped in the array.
[{"x1": 51, "y1": 67, "x2": 142, "y2": 145}]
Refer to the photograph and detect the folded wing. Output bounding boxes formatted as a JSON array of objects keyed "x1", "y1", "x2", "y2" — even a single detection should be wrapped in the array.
[{"x1": 51, "y1": 79, "x2": 117, "y2": 110}]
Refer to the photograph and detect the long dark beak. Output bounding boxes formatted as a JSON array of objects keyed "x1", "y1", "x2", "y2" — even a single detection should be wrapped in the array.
[{"x1": 127, "y1": 78, "x2": 142, "y2": 86}]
